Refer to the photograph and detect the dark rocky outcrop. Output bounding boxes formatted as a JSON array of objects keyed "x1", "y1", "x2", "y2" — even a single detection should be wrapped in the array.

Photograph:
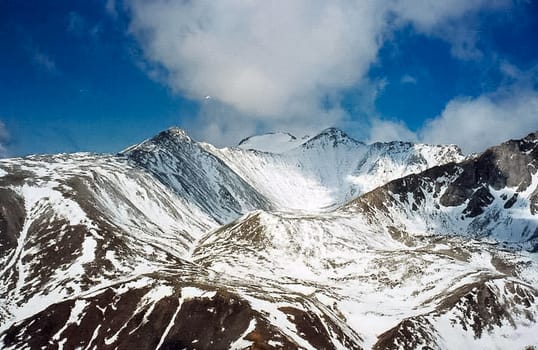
[
  {"x1": 345, "y1": 131, "x2": 538, "y2": 247},
  {"x1": 2, "y1": 279, "x2": 362, "y2": 350},
  {"x1": 0, "y1": 189, "x2": 25, "y2": 257},
  {"x1": 374, "y1": 279, "x2": 538, "y2": 350}
]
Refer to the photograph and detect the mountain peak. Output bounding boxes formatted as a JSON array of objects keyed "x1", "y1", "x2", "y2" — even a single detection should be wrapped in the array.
[
  {"x1": 318, "y1": 127, "x2": 347, "y2": 136},
  {"x1": 521, "y1": 130, "x2": 538, "y2": 148},
  {"x1": 3, "y1": 124, "x2": 538, "y2": 349},
  {"x1": 301, "y1": 127, "x2": 362, "y2": 148},
  {"x1": 120, "y1": 127, "x2": 194, "y2": 155},
  {"x1": 149, "y1": 127, "x2": 194, "y2": 147},
  {"x1": 162, "y1": 126, "x2": 191, "y2": 140}
]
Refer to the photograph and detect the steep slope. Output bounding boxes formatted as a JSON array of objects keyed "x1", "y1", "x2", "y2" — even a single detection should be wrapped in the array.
[
  {"x1": 344, "y1": 131, "x2": 538, "y2": 250},
  {"x1": 0, "y1": 153, "x2": 218, "y2": 325},
  {"x1": 122, "y1": 127, "x2": 273, "y2": 223},
  {"x1": 205, "y1": 127, "x2": 464, "y2": 211}
]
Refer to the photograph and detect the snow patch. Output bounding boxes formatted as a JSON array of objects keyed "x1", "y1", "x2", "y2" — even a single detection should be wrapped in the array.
[{"x1": 180, "y1": 287, "x2": 217, "y2": 300}]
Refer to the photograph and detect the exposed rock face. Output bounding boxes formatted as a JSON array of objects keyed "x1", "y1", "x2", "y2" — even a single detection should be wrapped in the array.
[
  {"x1": 0, "y1": 128, "x2": 537, "y2": 349},
  {"x1": 440, "y1": 132, "x2": 538, "y2": 208},
  {"x1": 0, "y1": 189, "x2": 24, "y2": 255},
  {"x1": 346, "y1": 131, "x2": 538, "y2": 250},
  {"x1": 2, "y1": 277, "x2": 360, "y2": 350},
  {"x1": 374, "y1": 279, "x2": 538, "y2": 349}
]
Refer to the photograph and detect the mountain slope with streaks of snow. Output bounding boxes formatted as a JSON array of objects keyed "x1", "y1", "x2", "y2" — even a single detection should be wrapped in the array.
[
  {"x1": 192, "y1": 207, "x2": 538, "y2": 348},
  {"x1": 344, "y1": 131, "x2": 538, "y2": 251},
  {"x1": 122, "y1": 127, "x2": 273, "y2": 223},
  {"x1": 0, "y1": 127, "x2": 537, "y2": 349}
]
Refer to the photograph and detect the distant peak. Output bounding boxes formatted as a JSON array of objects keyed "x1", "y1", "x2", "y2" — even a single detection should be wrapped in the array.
[
  {"x1": 313, "y1": 127, "x2": 354, "y2": 140},
  {"x1": 494, "y1": 130, "x2": 538, "y2": 155},
  {"x1": 164, "y1": 126, "x2": 189, "y2": 138},
  {"x1": 152, "y1": 127, "x2": 194, "y2": 144},
  {"x1": 523, "y1": 131, "x2": 538, "y2": 143},
  {"x1": 120, "y1": 127, "x2": 194, "y2": 155},
  {"x1": 318, "y1": 127, "x2": 346, "y2": 136},
  {"x1": 301, "y1": 127, "x2": 362, "y2": 148}
]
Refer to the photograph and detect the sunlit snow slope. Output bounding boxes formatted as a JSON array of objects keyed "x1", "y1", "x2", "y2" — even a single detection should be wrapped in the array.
[
  {"x1": 0, "y1": 127, "x2": 537, "y2": 350},
  {"x1": 204, "y1": 127, "x2": 464, "y2": 210}
]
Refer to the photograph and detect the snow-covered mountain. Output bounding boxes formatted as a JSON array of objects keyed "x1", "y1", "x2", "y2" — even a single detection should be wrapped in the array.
[
  {"x1": 343, "y1": 131, "x2": 538, "y2": 250},
  {"x1": 204, "y1": 127, "x2": 463, "y2": 211},
  {"x1": 122, "y1": 128, "x2": 273, "y2": 224},
  {"x1": 0, "y1": 127, "x2": 537, "y2": 349}
]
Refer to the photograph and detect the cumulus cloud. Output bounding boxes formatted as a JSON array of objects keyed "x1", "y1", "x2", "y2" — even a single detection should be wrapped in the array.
[
  {"x1": 421, "y1": 88, "x2": 538, "y2": 153},
  {"x1": 368, "y1": 69, "x2": 538, "y2": 154},
  {"x1": 128, "y1": 1, "x2": 383, "y2": 117},
  {"x1": 125, "y1": 0, "x2": 513, "y2": 144},
  {"x1": 368, "y1": 118, "x2": 418, "y2": 144}
]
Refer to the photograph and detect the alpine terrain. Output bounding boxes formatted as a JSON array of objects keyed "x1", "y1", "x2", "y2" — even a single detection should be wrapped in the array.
[{"x1": 0, "y1": 126, "x2": 537, "y2": 350}]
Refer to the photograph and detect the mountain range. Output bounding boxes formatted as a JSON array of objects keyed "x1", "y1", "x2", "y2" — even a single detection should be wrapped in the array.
[{"x1": 0, "y1": 127, "x2": 537, "y2": 349}]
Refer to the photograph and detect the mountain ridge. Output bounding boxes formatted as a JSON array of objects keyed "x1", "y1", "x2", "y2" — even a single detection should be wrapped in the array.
[
  {"x1": 203, "y1": 127, "x2": 464, "y2": 211},
  {"x1": 0, "y1": 127, "x2": 537, "y2": 349}
]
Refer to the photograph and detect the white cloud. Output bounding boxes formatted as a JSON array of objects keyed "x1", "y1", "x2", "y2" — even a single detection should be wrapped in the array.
[
  {"x1": 125, "y1": 0, "x2": 514, "y2": 145},
  {"x1": 389, "y1": 0, "x2": 507, "y2": 30},
  {"x1": 128, "y1": 1, "x2": 383, "y2": 117},
  {"x1": 184, "y1": 100, "x2": 258, "y2": 147},
  {"x1": 435, "y1": 23, "x2": 483, "y2": 60},
  {"x1": 421, "y1": 88, "x2": 538, "y2": 153},
  {"x1": 366, "y1": 76, "x2": 538, "y2": 154},
  {"x1": 415, "y1": 62, "x2": 538, "y2": 154},
  {"x1": 368, "y1": 118, "x2": 418, "y2": 143},
  {"x1": 391, "y1": 0, "x2": 508, "y2": 60}
]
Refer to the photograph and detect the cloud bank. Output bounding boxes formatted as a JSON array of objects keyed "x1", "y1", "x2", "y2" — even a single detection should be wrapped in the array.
[
  {"x1": 369, "y1": 75, "x2": 538, "y2": 154},
  {"x1": 126, "y1": 0, "x2": 517, "y2": 147},
  {"x1": 127, "y1": 0, "x2": 386, "y2": 140},
  {"x1": 421, "y1": 87, "x2": 538, "y2": 153}
]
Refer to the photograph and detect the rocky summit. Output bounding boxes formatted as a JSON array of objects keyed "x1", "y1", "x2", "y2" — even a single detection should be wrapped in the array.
[{"x1": 0, "y1": 127, "x2": 537, "y2": 349}]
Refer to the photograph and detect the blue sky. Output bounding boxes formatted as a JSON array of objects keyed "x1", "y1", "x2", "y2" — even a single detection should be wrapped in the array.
[{"x1": 1, "y1": 0, "x2": 537, "y2": 156}]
